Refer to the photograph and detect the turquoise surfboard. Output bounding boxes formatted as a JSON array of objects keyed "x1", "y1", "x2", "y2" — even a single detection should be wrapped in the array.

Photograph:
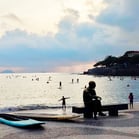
[{"x1": 0, "y1": 114, "x2": 45, "y2": 128}]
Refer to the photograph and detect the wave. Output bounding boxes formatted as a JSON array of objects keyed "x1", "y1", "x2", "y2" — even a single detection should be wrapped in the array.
[{"x1": 0, "y1": 104, "x2": 72, "y2": 113}]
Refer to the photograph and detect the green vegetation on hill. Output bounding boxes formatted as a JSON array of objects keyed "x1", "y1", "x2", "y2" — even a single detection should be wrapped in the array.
[
  {"x1": 84, "y1": 51, "x2": 139, "y2": 76},
  {"x1": 94, "y1": 52, "x2": 139, "y2": 67}
]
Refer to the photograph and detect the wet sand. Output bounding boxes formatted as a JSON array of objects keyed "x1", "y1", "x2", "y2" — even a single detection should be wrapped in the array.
[{"x1": 0, "y1": 103, "x2": 139, "y2": 139}]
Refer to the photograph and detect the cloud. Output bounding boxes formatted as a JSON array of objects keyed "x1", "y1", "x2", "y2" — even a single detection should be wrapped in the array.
[
  {"x1": 0, "y1": 20, "x2": 100, "y2": 72},
  {"x1": 96, "y1": 0, "x2": 139, "y2": 31},
  {"x1": 0, "y1": 13, "x2": 24, "y2": 37},
  {"x1": 0, "y1": 28, "x2": 92, "y2": 72},
  {"x1": 1, "y1": 13, "x2": 23, "y2": 24},
  {"x1": 91, "y1": 0, "x2": 139, "y2": 53},
  {"x1": 65, "y1": 9, "x2": 79, "y2": 18},
  {"x1": 0, "y1": 1, "x2": 139, "y2": 73}
]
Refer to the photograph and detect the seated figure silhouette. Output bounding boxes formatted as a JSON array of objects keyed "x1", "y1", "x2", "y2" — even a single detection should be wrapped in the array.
[{"x1": 83, "y1": 81, "x2": 106, "y2": 119}]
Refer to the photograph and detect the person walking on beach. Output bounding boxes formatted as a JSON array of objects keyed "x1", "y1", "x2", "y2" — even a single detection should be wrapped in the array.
[
  {"x1": 83, "y1": 81, "x2": 106, "y2": 119},
  {"x1": 128, "y1": 92, "x2": 134, "y2": 109},
  {"x1": 59, "y1": 96, "x2": 70, "y2": 111}
]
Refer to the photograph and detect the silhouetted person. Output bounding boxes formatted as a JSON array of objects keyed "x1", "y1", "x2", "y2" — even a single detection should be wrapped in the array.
[
  {"x1": 72, "y1": 79, "x2": 74, "y2": 83},
  {"x1": 128, "y1": 92, "x2": 134, "y2": 109},
  {"x1": 59, "y1": 81, "x2": 62, "y2": 89},
  {"x1": 48, "y1": 76, "x2": 51, "y2": 81},
  {"x1": 83, "y1": 81, "x2": 106, "y2": 119},
  {"x1": 77, "y1": 78, "x2": 79, "y2": 83},
  {"x1": 59, "y1": 96, "x2": 70, "y2": 111}
]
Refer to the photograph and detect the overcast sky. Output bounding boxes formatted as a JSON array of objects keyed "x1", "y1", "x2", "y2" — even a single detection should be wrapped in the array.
[{"x1": 0, "y1": 0, "x2": 138, "y2": 73}]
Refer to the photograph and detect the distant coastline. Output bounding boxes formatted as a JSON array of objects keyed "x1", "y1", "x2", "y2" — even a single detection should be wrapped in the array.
[
  {"x1": 1, "y1": 70, "x2": 14, "y2": 73},
  {"x1": 84, "y1": 51, "x2": 139, "y2": 76}
]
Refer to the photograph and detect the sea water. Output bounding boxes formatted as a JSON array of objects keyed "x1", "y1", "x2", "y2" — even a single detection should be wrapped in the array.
[{"x1": 0, "y1": 73, "x2": 139, "y2": 112}]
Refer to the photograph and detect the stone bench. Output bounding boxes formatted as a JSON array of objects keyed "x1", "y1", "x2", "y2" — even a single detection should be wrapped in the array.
[{"x1": 72, "y1": 103, "x2": 128, "y2": 118}]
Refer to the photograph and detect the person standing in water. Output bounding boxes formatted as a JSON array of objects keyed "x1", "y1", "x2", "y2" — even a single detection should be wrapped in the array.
[
  {"x1": 59, "y1": 96, "x2": 70, "y2": 111},
  {"x1": 77, "y1": 78, "x2": 79, "y2": 83},
  {"x1": 72, "y1": 79, "x2": 74, "y2": 84},
  {"x1": 59, "y1": 81, "x2": 62, "y2": 89},
  {"x1": 128, "y1": 92, "x2": 134, "y2": 109}
]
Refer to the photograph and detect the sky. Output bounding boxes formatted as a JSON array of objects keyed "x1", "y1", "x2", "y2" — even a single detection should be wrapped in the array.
[{"x1": 0, "y1": 0, "x2": 138, "y2": 73}]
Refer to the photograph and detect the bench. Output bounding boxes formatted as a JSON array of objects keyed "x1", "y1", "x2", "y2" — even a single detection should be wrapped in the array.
[{"x1": 72, "y1": 103, "x2": 128, "y2": 118}]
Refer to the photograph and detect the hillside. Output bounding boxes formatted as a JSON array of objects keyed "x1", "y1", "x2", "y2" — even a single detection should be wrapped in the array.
[{"x1": 84, "y1": 51, "x2": 139, "y2": 76}]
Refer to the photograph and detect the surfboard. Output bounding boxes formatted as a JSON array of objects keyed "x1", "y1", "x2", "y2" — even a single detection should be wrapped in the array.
[
  {"x1": 12, "y1": 113, "x2": 80, "y2": 121},
  {"x1": 0, "y1": 114, "x2": 45, "y2": 128}
]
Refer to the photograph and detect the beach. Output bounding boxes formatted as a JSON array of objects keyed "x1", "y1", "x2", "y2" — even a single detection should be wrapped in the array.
[{"x1": 0, "y1": 103, "x2": 139, "y2": 139}]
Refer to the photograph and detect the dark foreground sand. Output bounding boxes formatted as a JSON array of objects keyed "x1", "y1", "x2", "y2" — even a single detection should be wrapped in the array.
[{"x1": 0, "y1": 103, "x2": 139, "y2": 139}]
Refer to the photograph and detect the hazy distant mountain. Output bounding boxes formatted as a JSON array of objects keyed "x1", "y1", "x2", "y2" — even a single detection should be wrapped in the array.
[{"x1": 1, "y1": 70, "x2": 14, "y2": 73}]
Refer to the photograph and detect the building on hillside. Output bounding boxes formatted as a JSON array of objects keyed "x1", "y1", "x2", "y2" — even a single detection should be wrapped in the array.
[{"x1": 124, "y1": 51, "x2": 139, "y2": 57}]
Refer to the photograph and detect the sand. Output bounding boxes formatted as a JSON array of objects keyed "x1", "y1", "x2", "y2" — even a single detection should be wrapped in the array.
[{"x1": 0, "y1": 103, "x2": 139, "y2": 139}]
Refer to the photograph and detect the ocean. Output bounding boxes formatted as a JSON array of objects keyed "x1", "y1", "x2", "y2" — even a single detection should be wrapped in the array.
[{"x1": 0, "y1": 73, "x2": 138, "y2": 113}]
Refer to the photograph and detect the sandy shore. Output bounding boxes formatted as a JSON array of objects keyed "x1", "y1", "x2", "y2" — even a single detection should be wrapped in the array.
[{"x1": 0, "y1": 103, "x2": 139, "y2": 139}]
